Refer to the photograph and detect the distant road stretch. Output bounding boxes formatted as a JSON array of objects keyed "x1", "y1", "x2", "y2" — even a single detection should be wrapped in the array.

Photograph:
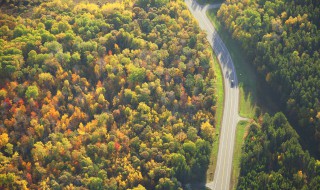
[{"x1": 185, "y1": 1, "x2": 240, "y2": 189}]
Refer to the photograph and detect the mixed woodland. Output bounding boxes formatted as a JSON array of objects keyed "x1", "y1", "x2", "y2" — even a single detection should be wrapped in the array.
[
  {"x1": 0, "y1": 0, "x2": 218, "y2": 189},
  {"x1": 238, "y1": 113, "x2": 320, "y2": 189},
  {"x1": 217, "y1": 0, "x2": 320, "y2": 152}
]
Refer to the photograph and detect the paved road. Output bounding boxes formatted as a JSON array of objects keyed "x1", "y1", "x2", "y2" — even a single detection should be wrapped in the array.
[{"x1": 184, "y1": 1, "x2": 240, "y2": 189}]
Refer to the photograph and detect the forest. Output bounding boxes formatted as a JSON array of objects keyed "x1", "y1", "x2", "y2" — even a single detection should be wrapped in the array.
[
  {"x1": 0, "y1": 0, "x2": 218, "y2": 189},
  {"x1": 237, "y1": 113, "x2": 320, "y2": 189},
  {"x1": 217, "y1": 0, "x2": 320, "y2": 153}
]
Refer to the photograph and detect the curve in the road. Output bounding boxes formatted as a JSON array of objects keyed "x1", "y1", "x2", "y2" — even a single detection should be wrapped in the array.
[{"x1": 184, "y1": 1, "x2": 240, "y2": 190}]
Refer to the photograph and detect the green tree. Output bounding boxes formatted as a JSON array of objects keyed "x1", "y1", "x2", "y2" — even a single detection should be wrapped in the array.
[
  {"x1": 169, "y1": 153, "x2": 190, "y2": 183},
  {"x1": 87, "y1": 177, "x2": 103, "y2": 190},
  {"x1": 25, "y1": 85, "x2": 39, "y2": 99},
  {"x1": 127, "y1": 65, "x2": 146, "y2": 84}
]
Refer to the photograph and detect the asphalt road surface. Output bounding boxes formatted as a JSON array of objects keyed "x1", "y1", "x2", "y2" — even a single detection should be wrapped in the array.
[{"x1": 185, "y1": 1, "x2": 240, "y2": 189}]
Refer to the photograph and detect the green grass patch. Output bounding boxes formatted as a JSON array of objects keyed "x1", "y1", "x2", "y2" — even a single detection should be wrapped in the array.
[
  {"x1": 231, "y1": 120, "x2": 248, "y2": 189},
  {"x1": 213, "y1": 52, "x2": 224, "y2": 132},
  {"x1": 206, "y1": 49, "x2": 224, "y2": 183},
  {"x1": 239, "y1": 87, "x2": 256, "y2": 118}
]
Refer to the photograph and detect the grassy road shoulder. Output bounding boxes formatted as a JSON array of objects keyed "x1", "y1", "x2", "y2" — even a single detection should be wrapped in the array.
[
  {"x1": 206, "y1": 49, "x2": 224, "y2": 183},
  {"x1": 231, "y1": 120, "x2": 249, "y2": 189}
]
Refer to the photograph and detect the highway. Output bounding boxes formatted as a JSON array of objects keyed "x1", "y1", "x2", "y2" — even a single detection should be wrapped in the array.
[{"x1": 184, "y1": 0, "x2": 240, "y2": 189}]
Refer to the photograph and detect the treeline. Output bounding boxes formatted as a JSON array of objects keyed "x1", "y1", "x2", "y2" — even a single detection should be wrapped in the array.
[
  {"x1": 0, "y1": 0, "x2": 48, "y2": 5},
  {"x1": 0, "y1": 0, "x2": 50, "y2": 13},
  {"x1": 217, "y1": 0, "x2": 320, "y2": 151},
  {"x1": 0, "y1": 0, "x2": 217, "y2": 189},
  {"x1": 238, "y1": 113, "x2": 320, "y2": 189}
]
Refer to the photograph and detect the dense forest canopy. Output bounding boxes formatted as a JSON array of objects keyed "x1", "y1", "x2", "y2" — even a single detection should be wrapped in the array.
[
  {"x1": 0, "y1": 0, "x2": 218, "y2": 189},
  {"x1": 217, "y1": 0, "x2": 320, "y2": 153},
  {"x1": 238, "y1": 113, "x2": 320, "y2": 189}
]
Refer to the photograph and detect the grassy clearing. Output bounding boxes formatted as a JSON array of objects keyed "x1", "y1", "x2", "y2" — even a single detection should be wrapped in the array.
[
  {"x1": 231, "y1": 120, "x2": 249, "y2": 189},
  {"x1": 206, "y1": 48, "x2": 224, "y2": 182}
]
